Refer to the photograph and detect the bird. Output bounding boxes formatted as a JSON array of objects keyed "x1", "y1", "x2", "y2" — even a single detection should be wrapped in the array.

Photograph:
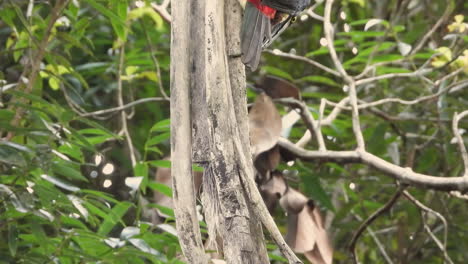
[{"x1": 240, "y1": 0, "x2": 311, "y2": 71}]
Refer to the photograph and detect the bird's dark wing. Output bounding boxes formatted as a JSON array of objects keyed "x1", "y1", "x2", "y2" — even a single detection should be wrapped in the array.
[
  {"x1": 241, "y1": 1, "x2": 272, "y2": 70},
  {"x1": 262, "y1": 0, "x2": 311, "y2": 14}
]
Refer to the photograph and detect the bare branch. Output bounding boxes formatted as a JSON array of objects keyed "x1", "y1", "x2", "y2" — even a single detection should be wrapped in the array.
[
  {"x1": 264, "y1": 49, "x2": 341, "y2": 77},
  {"x1": 151, "y1": 1, "x2": 171, "y2": 23},
  {"x1": 233, "y1": 138, "x2": 303, "y2": 264},
  {"x1": 275, "y1": 98, "x2": 326, "y2": 150},
  {"x1": 277, "y1": 138, "x2": 468, "y2": 192},
  {"x1": 349, "y1": 188, "x2": 403, "y2": 264},
  {"x1": 140, "y1": 20, "x2": 170, "y2": 100},
  {"x1": 323, "y1": 0, "x2": 348, "y2": 79},
  {"x1": 324, "y1": 0, "x2": 365, "y2": 150},
  {"x1": 403, "y1": 191, "x2": 453, "y2": 264},
  {"x1": 116, "y1": 46, "x2": 137, "y2": 167},
  {"x1": 452, "y1": 110, "x2": 468, "y2": 177},
  {"x1": 321, "y1": 97, "x2": 349, "y2": 126},
  {"x1": 306, "y1": 1, "x2": 324, "y2": 21},
  {"x1": 295, "y1": 130, "x2": 312, "y2": 148},
  {"x1": 357, "y1": 79, "x2": 468, "y2": 109},
  {"x1": 80, "y1": 97, "x2": 167, "y2": 117},
  {"x1": 410, "y1": 1, "x2": 454, "y2": 55},
  {"x1": 355, "y1": 69, "x2": 433, "y2": 86}
]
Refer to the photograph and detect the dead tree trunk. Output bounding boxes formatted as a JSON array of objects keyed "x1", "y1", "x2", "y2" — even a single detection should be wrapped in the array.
[
  {"x1": 171, "y1": 0, "x2": 300, "y2": 263},
  {"x1": 170, "y1": 0, "x2": 207, "y2": 263}
]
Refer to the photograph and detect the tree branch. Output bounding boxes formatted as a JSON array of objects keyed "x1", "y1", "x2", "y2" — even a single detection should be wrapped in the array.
[
  {"x1": 452, "y1": 110, "x2": 468, "y2": 177},
  {"x1": 349, "y1": 188, "x2": 403, "y2": 264},
  {"x1": 278, "y1": 138, "x2": 468, "y2": 192},
  {"x1": 324, "y1": 0, "x2": 365, "y2": 150},
  {"x1": 403, "y1": 191, "x2": 453, "y2": 264},
  {"x1": 80, "y1": 97, "x2": 167, "y2": 117},
  {"x1": 264, "y1": 49, "x2": 341, "y2": 77},
  {"x1": 151, "y1": 0, "x2": 171, "y2": 23},
  {"x1": 275, "y1": 98, "x2": 327, "y2": 150}
]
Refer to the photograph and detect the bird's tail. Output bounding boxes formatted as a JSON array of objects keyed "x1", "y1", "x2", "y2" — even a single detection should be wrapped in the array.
[{"x1": 241, "y1": 1, "x2": 271, "y2": 71}]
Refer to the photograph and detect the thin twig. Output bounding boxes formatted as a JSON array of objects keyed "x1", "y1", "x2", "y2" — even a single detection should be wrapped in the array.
[
  {"x1": 151, "y1": 0, "x2": 171, "y2": 23},
  {"x1": 324, "y1": 0, "x2": 365, "y2": 150},
  {"x1": 306, "y1": 1, "x2": 324, "y2": 21},
  {"x1": 356, "y1": 69, "x2": 433, "y2": 86},
  {"x1": 349, "y1": 188, "x2": 403, "y2": 264},
  {"x1": 275, "y1": 98, "x2": 327, "y2": 151},
  {"x1": 264, "y1": 49, "x2": 341, "y2": 77},
  {"x1": 140, "y1": 20, "x2": 170, "y2": 100},
  {"x1": 452, "y1": 110, "x2": 468, "y2": 177},
  {"x1": 80, "y1": 97, "x2": 167, "y2": 117},
  {"x1": 321, "y1": 97, "x2": 349, "y2": 125},
  {"x1": 116, "y1": 46, "x2": 137, "y2": 167},
  {"x1": 352, "y1": 214, "x2": 395, "y2": 264},
  {"x1": 403, "y1": 191, "x2": 453, "y2": 264},
  {"x1": 410, "y1": 0, "x2": 454, "y2": 55}
]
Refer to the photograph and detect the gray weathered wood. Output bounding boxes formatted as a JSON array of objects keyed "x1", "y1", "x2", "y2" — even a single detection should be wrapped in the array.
[
  {"x1": 170, "y1": 0, "x2": 207, "y2": 262},
  {"x1": 225, "y1": 0, "x2": 270, "y2": 262},
  {"x1": 200, "y1": 0, "x2": 270, "y2": 263}
]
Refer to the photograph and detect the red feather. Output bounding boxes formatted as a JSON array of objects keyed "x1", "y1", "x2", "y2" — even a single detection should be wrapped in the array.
[{"x1": 247, "y1": 0, "x2": 277, "y2": 19}]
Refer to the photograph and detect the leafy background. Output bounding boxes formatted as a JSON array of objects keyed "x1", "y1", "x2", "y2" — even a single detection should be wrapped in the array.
[{"x1": 0, "y1": 0, "x2": 467, "y2": 263}]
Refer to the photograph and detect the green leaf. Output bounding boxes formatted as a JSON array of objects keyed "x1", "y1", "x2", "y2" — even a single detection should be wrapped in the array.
[
  {"x1": 8, "y1": 223, "x2": 18, "y2": 257},
  {"x1": 0, "y1": 145, "x2": 27, "y2": 167},
  {"x1": 302, "y1": 175, "x2": 334, "y2": 211},
  {"x1": 80, "y1": 189, "x2": 119, "y2": 204},
  {"x1": 148, "y1": 204, "x2": 174, "y2": 218},
  {"x1": 31, "y1": 219, "x2": 49, "y2": 252},
  {"x1": 148, "y1": 181, "x2": 172, "y2": 197},
  {"x1": 146, "y1": 132, "x2": 170, "y2": 147},
  {"x1": 127, "y1": 6, "x2": 164, "y2": 31},
  {"x1": 357, "y1": 42, "x2": 395, "y2": 57},
  {"x1": 337, "y1": 31, "x2": 386, "y2": 38},
  {"x1": 52, "y1": 161, "x2": 89, "y2": 182},
  {"x1": 134, "y1": 162, "x2": 149, "y2": 192},
  {"x1": 147, "y1": 160, "x2": 171, "y2": 168},
  {"x1": 261, "y1": 66, "x2": 293, "y2": 81},
  {"x1": 83, "y1": 200, "x2": 110, "y2": 219},
  {"x1": 60, "y1": 215, "x2": 89, "y2": 230},
  {"x1": 376, "y1": 66, "x2": 411, "y2": 75},
  {"x1": 83, "y1": 0, "x2": 126, "y2": 28},
  {"x1": 299, "y1": 75, "x2": 339, "y2": 87},
  {"x1": 150, "y1": 119, "x2": 170, "y2": 132},
  {"x1": 97, "y1": 201, "x2": 133, "y2": 235}
]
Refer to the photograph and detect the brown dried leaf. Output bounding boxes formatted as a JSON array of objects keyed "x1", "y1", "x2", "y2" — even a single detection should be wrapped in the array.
[
  {"x1": 254, "y1": 145, "x2": 281, "y2": 182},
  {"x1": 259, "y1": 171, "x2": 287, "y2": 212},
  {"x1": 279, "y1": 187, "x2": 308, "y2": 214},
  {"x1": 281, "y1": 188, "x2": 333, "y2": 264},
  {"x1": 249, "y1": 93, "x2": 282, "y2": 157},
  {"x1": 304, "y1": 206, "x2": 333, "y2": 264},
  {"x1": 256, "y1": 75, "x2": 301, "y2": 99}
]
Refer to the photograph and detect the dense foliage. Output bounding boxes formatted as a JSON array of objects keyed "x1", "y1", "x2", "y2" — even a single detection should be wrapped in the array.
[{"x1": 0, "y1": 0, "x2": 467, "y2": 263}]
